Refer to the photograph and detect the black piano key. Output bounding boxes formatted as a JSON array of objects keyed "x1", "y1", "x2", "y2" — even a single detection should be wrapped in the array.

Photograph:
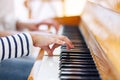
[
  {"x1": 60, "y1": 56, "x2": 92, "y2": 60},
  {"x1": 72, "y1": 42, "x2": 86, "y2": 44},
  {"x1": 60, "y1": 59, "x2": 94, "y2": 62},
  {"x1": 60, "y1": 61, "x2": 95, "y2": 65},
  {"x1": 59, "y1": 26, "x2": 101, "y2": 80},
  {"x1": 60, "y1": 68, "x2": 98, "y2": 72},
  {"x1": 60, "y1": 54, "x2": 91, "y2": 59},
  {"x1": 60, "y1": 54, "x2": 91, "y2": 57},
  {"x1": 61, "y1": 46, "x2": 88, "y2": 49},
  {"x1": 60, "y1": 76, "x2": 101, "y2": 80},
  {"x1": 60, "y1": 60, "x2": 94, "y2": 64},
  {"x1": 61, "y1": 52, "x2": 90, "y2": 55},
  {"x1": 60, "y1": 64, "x2": 96, "y2": 69},
  {"x1": 61, "y1": 49, "x2": 90, "y2": 53},
  {"x1": 60, "y1": 67, "x2": 97, "y2": 71},
  {"x1": 60, "y1": 70, "x2": 98, "y2": 74},
  {"x1": 60, "y1": 57, "x2": 93, "y2": 61},
  {"x1": 71, "y1": 40, "x2": 85, "y2": 42},
  {"x1": 61, "y1": 47, "x2": 88, "y2": 50},
  {"x1": 61, "y1": 48, "x2": 86, "y2": 50},
  {"x1": 60, "y1": 58, "x2": 93, "y2": 62},
  {"x1": 60, "y1": 71, "x2": 99, "y2": 76}
]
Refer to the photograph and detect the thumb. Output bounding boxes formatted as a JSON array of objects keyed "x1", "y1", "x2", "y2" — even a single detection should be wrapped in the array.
[{"x1": 51, "y1": 44, "x2": 60, "y2": 52}]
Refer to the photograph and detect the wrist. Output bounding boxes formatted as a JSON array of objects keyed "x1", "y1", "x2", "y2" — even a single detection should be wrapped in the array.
[{"x1": 30, "y1": 32, "x2": 37, "y2": 47}]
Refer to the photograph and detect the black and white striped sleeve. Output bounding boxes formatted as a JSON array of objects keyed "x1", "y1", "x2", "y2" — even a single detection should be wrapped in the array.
[{"x1": 0, "y1": 32, "x2": 33, "y2": 61}]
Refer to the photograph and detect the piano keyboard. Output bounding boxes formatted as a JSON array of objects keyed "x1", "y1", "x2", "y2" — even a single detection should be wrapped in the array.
[{"x1": 59, "y1": 26, "x2": 101, "y2": 80}]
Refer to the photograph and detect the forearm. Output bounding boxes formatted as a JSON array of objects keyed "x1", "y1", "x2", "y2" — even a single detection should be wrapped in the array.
[{"x1": 0, "y1": 31, "x2": 19, "y2": 37}]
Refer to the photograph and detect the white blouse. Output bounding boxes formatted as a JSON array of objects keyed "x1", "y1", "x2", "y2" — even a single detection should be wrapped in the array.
[{"x1": 0, "y1": 0, "x2": 16, "y2": 31}]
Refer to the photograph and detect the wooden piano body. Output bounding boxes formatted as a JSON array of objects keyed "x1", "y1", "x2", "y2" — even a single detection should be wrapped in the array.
[{"x1": 80, "y1": 0, "x2": 120, "y2": 80}]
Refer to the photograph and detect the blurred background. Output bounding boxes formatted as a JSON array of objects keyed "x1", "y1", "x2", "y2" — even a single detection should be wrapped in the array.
[{"x1": 14, "y1": 0, "x2": 86, "y2": 20}]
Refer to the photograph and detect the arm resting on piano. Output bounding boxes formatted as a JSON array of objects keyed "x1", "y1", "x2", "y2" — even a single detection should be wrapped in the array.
[{"x1": 0, "y1": 31, "x2": 74, "y2": 61}]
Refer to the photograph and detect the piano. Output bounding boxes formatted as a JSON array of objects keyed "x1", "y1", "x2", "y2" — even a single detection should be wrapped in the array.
[
  {"x1": 36, "y1": 0, "x2": 120, "y2": 80},
  {"x1": 0, "y1": 0, "x2": 120, "y2": 80}
]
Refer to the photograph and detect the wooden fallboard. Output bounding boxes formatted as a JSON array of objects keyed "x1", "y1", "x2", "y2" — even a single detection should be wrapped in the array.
[
  {"x1": 53, "y1": 16, "x2": 80, "y2": 26},
  {"x1": 80, "y1": 1, "x2": 120, "y2": 80}
]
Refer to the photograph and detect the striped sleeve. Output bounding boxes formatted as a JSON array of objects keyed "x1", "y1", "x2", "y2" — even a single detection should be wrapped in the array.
[{"x1": 0, "y1": 32, "x2": 33, "y2": 61}]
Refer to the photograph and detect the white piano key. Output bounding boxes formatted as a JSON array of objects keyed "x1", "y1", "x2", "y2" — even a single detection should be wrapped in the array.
[
  {"x1": 31, "y1": 60, "x2": 42, "y2": 80},
  {"x1": 36, "y1": 56, "x2": 59, "y2": 80}
]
